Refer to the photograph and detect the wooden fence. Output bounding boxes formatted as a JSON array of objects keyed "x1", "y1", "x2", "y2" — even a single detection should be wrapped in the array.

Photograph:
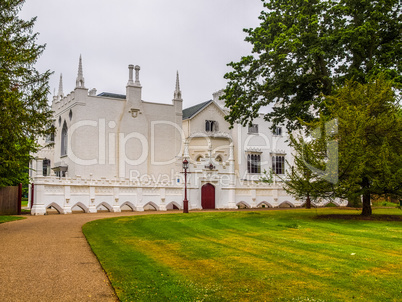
[{"x1": 0, "y1": 185, "x2": 21, "y2": 215}]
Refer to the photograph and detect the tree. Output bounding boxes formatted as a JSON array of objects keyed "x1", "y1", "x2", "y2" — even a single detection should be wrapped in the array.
[
  {"x1": 0, "y1": 0, "x2": 53, "y2": 187},
  {"x1": 285, "y1": 76, "x2": 402, "y2": 216},
  {"x1": 222, "y1": 0, "x2": 401, "y2": 131},
  {"x1": 281, "y1": 133, "x2": 333, "y2": 209}
]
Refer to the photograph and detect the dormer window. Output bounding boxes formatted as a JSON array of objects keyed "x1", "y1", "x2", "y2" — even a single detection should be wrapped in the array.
[
  {"x1": 205, "y1": 120, "x2": 218, "y2": 132},
  {"x1": 248, "y1": 124, "x2": 258, "y2": 134}
]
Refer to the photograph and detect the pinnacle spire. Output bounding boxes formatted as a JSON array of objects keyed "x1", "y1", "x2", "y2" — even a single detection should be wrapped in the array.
[
  {"x1": 174, "y1": 71, "x2": 182, "y2": 100},
  {"x1": 58, "y1": 73, "x2": 64, "y2": 99},
  {"x1": 76, "y1": 54, "x2": 85, "y2": 88}
]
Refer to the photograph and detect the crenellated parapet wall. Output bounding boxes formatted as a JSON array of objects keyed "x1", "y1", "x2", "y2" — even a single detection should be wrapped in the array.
[
  {"x1": 30, "y1": 176, "x2": 184, "y2": 215},
  {"x1": 30, "y1": 174, "x2": 335, "y2": 215}
]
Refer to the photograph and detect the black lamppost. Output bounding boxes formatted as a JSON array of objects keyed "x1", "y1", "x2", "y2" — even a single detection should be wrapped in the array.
[{"x1": 182, "y1": 159, "x2": 189, "y2": 213}]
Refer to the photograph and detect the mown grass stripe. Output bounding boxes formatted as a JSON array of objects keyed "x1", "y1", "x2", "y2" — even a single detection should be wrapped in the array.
[{"x1": 83, "y1": 208, "x2": 402, "y2": 302}]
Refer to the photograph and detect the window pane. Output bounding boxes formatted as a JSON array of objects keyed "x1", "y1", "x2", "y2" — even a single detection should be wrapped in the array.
[
  {"x1": 272, "y1": 155, "x2": 285, "y2": 174},
  {"x1": 273, "y1": 127, "x2": 282, "y2": 136},
  {"x1": 248, "y1": 124, "x2": 258, "y2": 134},
  {"x1": 248, "y1": 153, "x2": 260, "y2": 173},
  {"x1": 43, "y1": 159, "x2": 50, "y2": 176},
  {"x1": 206, "y1": 120, "x2": 217, "y2": 132}
]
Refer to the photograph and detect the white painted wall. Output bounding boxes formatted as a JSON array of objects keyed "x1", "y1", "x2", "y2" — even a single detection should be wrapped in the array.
[{"x1": 29, "y1": 65, "x2": 341, "y2": 215}]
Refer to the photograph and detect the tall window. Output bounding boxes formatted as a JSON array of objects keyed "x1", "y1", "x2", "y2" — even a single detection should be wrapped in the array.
[
  {"x1": 248, "y1": 124, "x2": 258, "y2": 134},
  {"x1": 45, "y1": 123, "x2": 55, "y2": 143},
  {"x1": 46, "y1": 131, "x2": 54, "y2": 143},
  {"x1": 272, "y1": 155, "x2": 285, "y2": 174},
  {"x1": 43, "y1": 159, "x2": 51, "y2": 176},
  {"x1": 205, "y1": 120, "x2": 218, "y2": 132},
  {"x1": 61, "y1": 121, "x2": 68, "y2": 156},
  {"x1": 247, "y1": 154, "x2": 261, "y2": 174}
]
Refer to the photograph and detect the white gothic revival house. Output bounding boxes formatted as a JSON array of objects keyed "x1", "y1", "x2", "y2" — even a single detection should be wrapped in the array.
[{"x1": 29, "y1": 56, "x2": 305, "y2": 215}]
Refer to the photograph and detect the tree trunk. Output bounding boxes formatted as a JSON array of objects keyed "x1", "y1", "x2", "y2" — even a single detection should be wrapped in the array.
[
  {"x1": 361, "y1": 177, "x2": 372, "y2": 216},
  {"x1": 305, "y1": 193, "x2": 311, "y2": 209}
]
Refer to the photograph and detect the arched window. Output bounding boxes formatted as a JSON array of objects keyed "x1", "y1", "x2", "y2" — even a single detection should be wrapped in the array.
[
  {"x1": 61, "y1": 121, "x2": 68, "y2": 156},
  {"x1": 46, "y1": 124, "x2": 55, "y2": 143},
  {"x1": 205, "y1": 120, "x2": 218, "y2": 132}
]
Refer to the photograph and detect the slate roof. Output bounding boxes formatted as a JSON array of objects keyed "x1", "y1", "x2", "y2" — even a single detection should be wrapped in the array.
[
  {"x1": 97, "y1": 92, "x2": 126, "y2": 99},
  {"x1": 182, "y1": 100, "x2": 212, "y2": 120}
]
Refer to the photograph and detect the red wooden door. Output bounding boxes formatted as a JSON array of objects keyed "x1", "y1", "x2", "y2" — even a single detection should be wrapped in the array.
[{"x1": 201, "y1": 183, "x2": 215, "y2": 209}]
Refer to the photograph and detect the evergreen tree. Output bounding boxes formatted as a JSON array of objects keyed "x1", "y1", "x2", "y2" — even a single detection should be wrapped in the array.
[
  {"x1": 285, "y1": 76, "x2": 402, "y2": 216},
  {"x1": 282, "y1": 133, "x2": 333, "y2": 209},
  {"x1": 0, "y1": 0, "x2": 53, "y2": 187},
  {"x1": 222, "y1": 0, "x2": 401, "y2": 131}
]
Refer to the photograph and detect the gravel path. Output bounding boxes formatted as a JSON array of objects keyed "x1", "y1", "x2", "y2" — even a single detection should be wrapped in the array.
[{"x1": 0, "y1": 211, "x2": 169, "y2": 302}]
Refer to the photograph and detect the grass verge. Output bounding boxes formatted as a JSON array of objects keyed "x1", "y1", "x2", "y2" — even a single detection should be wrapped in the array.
[
  {"x1": 0, "y1": 216, "x2": 25, "y2": 224},
  {"x1": 83, "y1": 208, "x2": 402, "y2": 302}
]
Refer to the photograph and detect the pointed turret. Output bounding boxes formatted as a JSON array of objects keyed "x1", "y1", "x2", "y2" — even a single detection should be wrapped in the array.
[
  {"x1": 173, "y1": 71, "x2": 182, "y2": 100},
  {"x1": 58, "y1": 73, "x2": 64, "y2": 99},
  {"x1": 76, "y1": 54, "x2": 85, "y2": 88},
  {"x1": 52, "y1": 87, "x2": 57, "y2": 103}
]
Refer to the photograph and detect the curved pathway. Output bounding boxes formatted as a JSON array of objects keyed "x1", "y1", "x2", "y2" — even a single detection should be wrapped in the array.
[{"x1": 0, "y1": 211, "x2": 172, "y2": 302}]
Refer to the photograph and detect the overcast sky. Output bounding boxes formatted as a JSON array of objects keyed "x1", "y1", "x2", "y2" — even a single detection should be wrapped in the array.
[{"x1": 19, "y1": 0, "x2": 263, "y2": 108}]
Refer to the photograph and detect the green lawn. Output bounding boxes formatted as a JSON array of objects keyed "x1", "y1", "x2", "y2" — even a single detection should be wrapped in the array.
[
  {"x1": 371, "y1": 200, "x2": 400, "y2": 207},
  {"x1": 0, "y1": 216, "x2": 25, "y2": 224},
  {"x1": 21, "y1": 197, "x2": 28, "y2": 207},
  {"x1": 83, "y1": 208, "x2": 402, "y2": 302}
]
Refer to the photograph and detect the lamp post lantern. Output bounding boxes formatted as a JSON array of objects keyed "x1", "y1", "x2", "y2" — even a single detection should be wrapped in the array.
[{"x1": 182, "y1": 159, "x2": 189, "y2": 213}]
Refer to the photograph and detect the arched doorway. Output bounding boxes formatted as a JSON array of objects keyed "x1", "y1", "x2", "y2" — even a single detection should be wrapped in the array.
[{"x1": 201, "y1": 183, "x2": 215, "y2": 209}]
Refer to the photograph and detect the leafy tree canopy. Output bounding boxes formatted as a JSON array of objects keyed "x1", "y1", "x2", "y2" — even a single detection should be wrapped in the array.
[
  {"x1": 284, "y1": 75, "x2": 402, "y2": 215},
  {"x1": 0, "y1": 0, "x2": 53, "y2": 187},
  {"x1": 223, "y1": 0, "x2": 401, "y2": 131}
]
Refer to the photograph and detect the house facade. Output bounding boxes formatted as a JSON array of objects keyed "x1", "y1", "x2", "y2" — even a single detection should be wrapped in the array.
[{"x1": 29, "y1": 57, "x2": 338, "y2": 215}]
